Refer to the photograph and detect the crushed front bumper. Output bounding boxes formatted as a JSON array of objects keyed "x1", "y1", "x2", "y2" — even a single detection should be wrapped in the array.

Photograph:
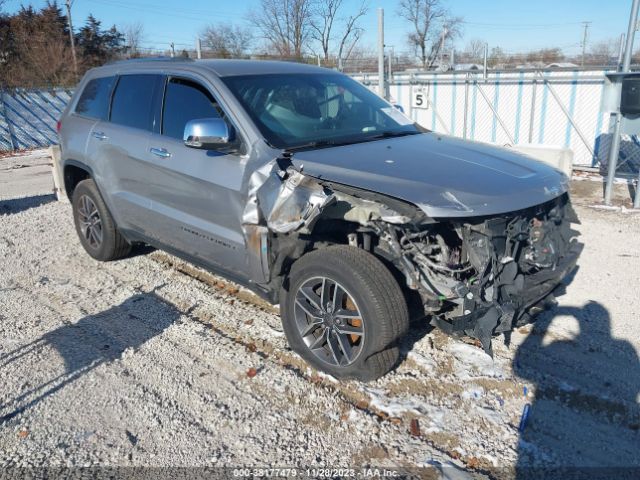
[{"x1": 431, "y1": 240, "x2": 583, "y2": 354}]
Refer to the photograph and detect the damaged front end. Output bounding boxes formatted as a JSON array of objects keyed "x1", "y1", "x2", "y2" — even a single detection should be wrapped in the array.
[
  {"x1": 371, "y1": 196, "x2": 583, "y2": 354},
  {"x1": 242, "y1": 155, "x2": 582, "y2": 355}
]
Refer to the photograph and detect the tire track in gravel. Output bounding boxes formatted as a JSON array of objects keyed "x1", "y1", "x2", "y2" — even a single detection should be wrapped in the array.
[
  {"x1": 9, "y1": 201, "x2": 639, "y2": 473},
  {"x1": 10, "y1": 232, "x2": 478, "y2": 471},
  {"x1": 134, "y1": 252, "x2": 494, "y2": 473},
  {"x1": 1, "y1": 281, "x2": 401, "y2": 467},
  {"x1": 2, "y1": 240, "x2": 457, "y2": 469}
]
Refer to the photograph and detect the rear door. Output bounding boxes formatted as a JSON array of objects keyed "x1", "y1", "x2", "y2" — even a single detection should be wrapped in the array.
[
  {"x1": 62, "y1": 75, "x2": 115, "y2": 169},
  {"x1": 144, "y1": 75, "x2": 248, "y2": 276},
  {"x1": 87, "y1": 73, "x2": 164, "y2": 236}
]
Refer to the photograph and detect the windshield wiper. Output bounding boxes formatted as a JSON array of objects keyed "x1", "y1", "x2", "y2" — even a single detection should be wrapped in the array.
[
  {"x1": 286, "y1": 140, "x2": 334, "y2": 152},
  {"x1": 367, "y1": 130, "x2": 421, "y2": 140},
  {"x1": 286, "y1": 137, "x2": 368, "y2": 152},
  {"x1": 285, "y1": 130, "x2": 421, "y2": 152}
]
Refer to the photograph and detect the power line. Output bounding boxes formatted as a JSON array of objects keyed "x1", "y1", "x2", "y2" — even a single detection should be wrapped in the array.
[{"x1": 84, "y1": 0, "x2": 249, "y2": 22}]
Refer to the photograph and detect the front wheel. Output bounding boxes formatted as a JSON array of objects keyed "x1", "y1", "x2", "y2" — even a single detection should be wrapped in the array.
[{"x1": 281, "y1": 246, "x2": 409, "y2": 381}]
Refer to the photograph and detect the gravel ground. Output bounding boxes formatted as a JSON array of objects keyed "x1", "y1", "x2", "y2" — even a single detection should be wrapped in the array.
[
  {"x1": 0, "y1": 149, "x2": 54, "y2": 201},
  {"x1": 1, "y1": 164, "x2": 639, "y2": 476}
]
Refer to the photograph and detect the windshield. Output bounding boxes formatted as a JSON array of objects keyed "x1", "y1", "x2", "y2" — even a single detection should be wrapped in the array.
[{"x1": 221, "y1": 73, "x2": 421, "y2": 149}]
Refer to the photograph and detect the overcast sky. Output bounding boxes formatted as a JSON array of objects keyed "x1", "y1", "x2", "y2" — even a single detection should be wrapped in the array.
[{"x1": 2, "y1": 0, "x2": 634, "y2": 55}]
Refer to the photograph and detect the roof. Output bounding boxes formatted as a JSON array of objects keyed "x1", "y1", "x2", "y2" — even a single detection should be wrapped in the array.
[{"x1": 104, "y1": 58, "x2": 333, "y2": 77}]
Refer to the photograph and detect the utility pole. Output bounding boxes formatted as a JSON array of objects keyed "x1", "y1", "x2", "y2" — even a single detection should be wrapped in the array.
[
  {"x1": 196, "y1": 37, "x2": 202, "y2": 59},
  {"x1": 580, "y1": 21, "x2": 591, "y2": 67},
  {"x1": 483, "y1": 43, "x2": 488, "y2": 79},
  {"x1": 439, "y1": 24, "x2": 448, "y2": 65},
  {"x1": 170, "y1": 42, "x2": 175, "y2": 58},
  {"x1": 377, "y1": 8, "x2": 385, "y2": 98},
  {"x1": 65, "y1": 0, "x2": 78, "y2": 77},
  {"x1": 605, "y1": 0, "x2": 640, "y2": 205},
  {"x1": 387, "y1": 45, "x2": 394, "y2": 86}
]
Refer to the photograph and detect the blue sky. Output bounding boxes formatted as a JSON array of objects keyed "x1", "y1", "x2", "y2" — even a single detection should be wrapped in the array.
[{"x1": 1, "y1": 0, "x2": 634, "y2": 56}]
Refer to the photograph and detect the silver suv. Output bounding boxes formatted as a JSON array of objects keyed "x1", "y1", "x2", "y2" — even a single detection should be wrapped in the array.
[{"x1": 59, "y1": 58, "x2": 582, "y2": 380}]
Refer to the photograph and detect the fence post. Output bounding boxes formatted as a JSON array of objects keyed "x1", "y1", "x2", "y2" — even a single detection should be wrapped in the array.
[
  {"x1": 528, "y1": 79, "x2": 537, "y2": 144},
  {"x1": 462, "y1": 73, "x2": 470, "y2": 140},
  {"x1": 0, "y1": 89, "x2": 17, "y2": 151},
  {"x1": 483, "y1": 44, "x2": 488, "y2": 80}
]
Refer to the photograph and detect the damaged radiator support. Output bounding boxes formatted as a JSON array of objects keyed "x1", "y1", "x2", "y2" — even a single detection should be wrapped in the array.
[
  {"x1": 376, "y1": 197, "x2": 582, "y2": 355},
  {"x1": 241, "y1": 154, "x2": 582, "y2": 355}
]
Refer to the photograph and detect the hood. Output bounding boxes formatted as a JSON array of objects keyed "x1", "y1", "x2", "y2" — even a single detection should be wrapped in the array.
[{"x1": 290, "y1": 133, "x2": 569, "y2": 218}]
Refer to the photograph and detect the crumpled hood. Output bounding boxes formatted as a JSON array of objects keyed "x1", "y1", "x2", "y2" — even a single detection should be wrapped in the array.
[{"x1": 290, "y1": 133, "x2": 569, "y2": 218}]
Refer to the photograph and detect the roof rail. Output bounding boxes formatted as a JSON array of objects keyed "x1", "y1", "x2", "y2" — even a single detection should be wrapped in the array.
[{"x1": 106, "y1": 56, "x2": 196, "y2": 65}]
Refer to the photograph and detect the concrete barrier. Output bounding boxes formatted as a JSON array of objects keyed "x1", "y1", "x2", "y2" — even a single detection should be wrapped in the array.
[
  {"x1": 50, "y1": 145, "x2": 68, "y2": 203},
  {"x1": 508, "y1": 144, "x2": 574, "y2": 177}
]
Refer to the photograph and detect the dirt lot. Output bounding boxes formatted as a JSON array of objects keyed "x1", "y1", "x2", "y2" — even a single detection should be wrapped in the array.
[{"x1": 1, "y1": 151, "x2": 639, "y2": 476}]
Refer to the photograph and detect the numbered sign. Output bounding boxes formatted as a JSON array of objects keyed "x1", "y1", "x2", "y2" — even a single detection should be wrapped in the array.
[{"x1": 411, "y1": 89, "x2": 429, "y2": 109}]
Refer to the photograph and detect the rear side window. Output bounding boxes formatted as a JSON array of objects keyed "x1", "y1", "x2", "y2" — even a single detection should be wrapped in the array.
[
  {"x1": 110, "y1": 74, "x2": 160, "y2": 131},
  {"x1": 75, "y1": 76, "x2": 115, "y2": 120},
  {"x1": 162, "y1": 78, "x2": 221, "y2": 140}
]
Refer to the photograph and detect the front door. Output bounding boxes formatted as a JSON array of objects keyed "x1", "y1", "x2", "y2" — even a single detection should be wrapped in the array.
[{"x1": 144, "y1": 76, "x2": 248, "y2": 277}]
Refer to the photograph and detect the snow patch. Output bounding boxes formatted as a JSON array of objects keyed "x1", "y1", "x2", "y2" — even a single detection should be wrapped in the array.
[{"x1": 407, "y1": 351, "x2": 437, "y2": 370}]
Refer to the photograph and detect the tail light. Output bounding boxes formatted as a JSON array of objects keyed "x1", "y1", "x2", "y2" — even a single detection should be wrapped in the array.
[{"x1": 56, "y1": 120, "x2": 62, "y2": 133}]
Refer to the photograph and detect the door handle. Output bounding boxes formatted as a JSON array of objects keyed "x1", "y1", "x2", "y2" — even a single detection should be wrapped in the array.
[
  {"x1": 92, "y1": 131, "x2": 108, "y2": 140},
  {"x1": 150, "y1": 147, "x2": 171, "y2": 158}
]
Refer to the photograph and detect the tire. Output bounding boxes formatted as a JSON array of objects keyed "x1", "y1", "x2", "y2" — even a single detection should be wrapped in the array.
[
  {"x1": 72, "y1": 179, "x2": 131, "y2": 261},
  {"x1": 281, "y1": 245, "x2": 409, "y2": 381}
]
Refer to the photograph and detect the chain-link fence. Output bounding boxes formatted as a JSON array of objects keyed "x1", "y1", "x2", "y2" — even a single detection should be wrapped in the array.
[
  {"x1": 0, "y1": 89, "x2": 72, "y2": 151},
  {"x1": 353, "y1": 68, "x2": 640, "y2": 173},
  {"x1": 2, "y1": 67, "x2": 639, "y2": 177}
]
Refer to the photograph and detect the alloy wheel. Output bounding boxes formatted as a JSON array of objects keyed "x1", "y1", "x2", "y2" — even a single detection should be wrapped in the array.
[
  {"x1": 293, "y1": 276, "x2": 365, "y2": 367},
  {"x1": 77, "y1": 195, "x2": 103, "y2": 249}
]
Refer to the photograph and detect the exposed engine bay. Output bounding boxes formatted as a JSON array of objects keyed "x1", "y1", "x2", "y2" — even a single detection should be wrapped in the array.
[
  {"x1": 243, "y1": 155, "x2": 583, "y2": 354},
  {"x1": 370, "y1": 195, "x2": 582, "y2": 354}
]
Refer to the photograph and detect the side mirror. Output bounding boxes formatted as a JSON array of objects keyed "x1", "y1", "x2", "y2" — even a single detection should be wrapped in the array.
[
  {"x1": 183, "y1": 118, "x2": 230, "y2": 149},
  {"x1": 393, "y1": 104, "x2": 405, "y2": 113}
]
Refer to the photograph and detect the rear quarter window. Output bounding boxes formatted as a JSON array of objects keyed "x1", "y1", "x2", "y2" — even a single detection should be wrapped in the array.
[{"x1": 75, "y1": 76, "x2": 115, "y2": 120}]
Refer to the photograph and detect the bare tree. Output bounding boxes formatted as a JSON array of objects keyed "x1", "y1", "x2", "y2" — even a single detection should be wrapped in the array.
[
  {"x1": 336, "y1": 1, "x2": 367, "y2": 70},
  {"x1": 488, "y1": 46, "x2": 505, "y2": 67},
  {"x1": 123, "y1": 21, "x2": 145, "y2": 58},
  {"x1": 310, "y1": 0, "x2": 341, "y2": 62},
  {"x1": 589, "y1": 39, "x2": 618, "y2": 65},
  {"x1": 463, "y1": 38, "x2": 485, "y2": 62},
  {"x1": 397, "y1": 0, "x2": 461, "y2": 68},
  {"x1": 202, "y1": 23, "x2": 253, "y2": 58},
  {"x1": 249, "y1": 0, "x2": 313, "y2": 58},
  {"x1": 309, "y1": 0, "x2": 367, "y2": 66}
]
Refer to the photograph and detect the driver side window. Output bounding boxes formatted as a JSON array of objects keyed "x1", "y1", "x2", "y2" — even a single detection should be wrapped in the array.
[{"x1": 162, "y1": 77, "x2": 223, "y2": 140}]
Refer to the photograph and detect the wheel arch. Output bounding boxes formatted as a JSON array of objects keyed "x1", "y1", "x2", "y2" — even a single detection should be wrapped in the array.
[{"x1": 63, "y1": 160, "x2": 94, "y2": 199}]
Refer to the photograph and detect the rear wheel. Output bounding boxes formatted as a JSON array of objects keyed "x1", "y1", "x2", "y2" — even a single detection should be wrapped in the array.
[
  {"x1": 281, "y1": 245, "x2": 409, "y2": 381},
  {"x1": 72, "y1": 179, "x2": 131, "y2": 261}
]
